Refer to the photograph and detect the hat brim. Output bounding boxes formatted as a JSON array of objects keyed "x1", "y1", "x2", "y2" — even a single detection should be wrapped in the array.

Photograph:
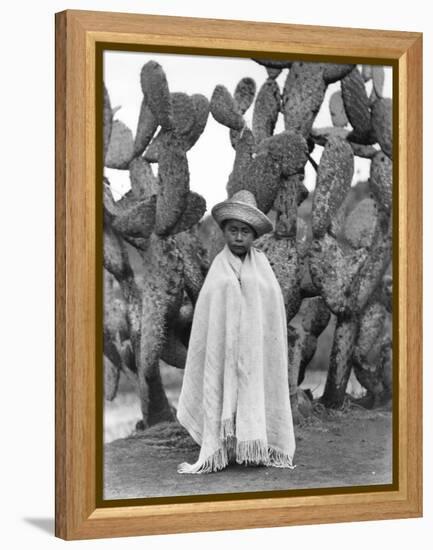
[{"x1": 211, "y1": 200, "x2": 273, "y2": 238}]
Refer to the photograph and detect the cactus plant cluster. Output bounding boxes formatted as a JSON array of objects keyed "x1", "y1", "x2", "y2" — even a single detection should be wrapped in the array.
[
  {"x1": 103, "y1": 60, "x2": 210, "y2": 429},
  {"x1": 207, "y1": 60, "x2": 392, "y2": 415},
  {"x1": 103, "y1": 58, "x2": 393, "y2": 430}
]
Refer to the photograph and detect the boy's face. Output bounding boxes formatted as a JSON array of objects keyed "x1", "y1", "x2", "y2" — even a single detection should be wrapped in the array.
[{"x1": 222, "y1": 219, "x2": 256, "y2": 257}]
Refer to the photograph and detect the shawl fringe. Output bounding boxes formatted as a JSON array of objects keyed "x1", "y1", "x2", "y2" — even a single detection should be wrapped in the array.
[{"x1": 178, "y1": 415, "x2": 296, "y2": 474}]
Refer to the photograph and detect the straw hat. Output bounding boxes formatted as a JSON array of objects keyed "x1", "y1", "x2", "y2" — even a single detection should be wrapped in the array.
[{"x1": 211, "y1": 190, "x2": 273, "y2": 238}]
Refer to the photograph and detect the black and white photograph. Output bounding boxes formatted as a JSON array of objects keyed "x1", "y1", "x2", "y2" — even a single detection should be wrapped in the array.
[{"x1": 102, "y1": 50, "x2": 393, "y2": 500}]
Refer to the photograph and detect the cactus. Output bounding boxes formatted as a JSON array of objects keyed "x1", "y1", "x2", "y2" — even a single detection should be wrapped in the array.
[
  {"x1": 103, "y1": 65, "x2": 209, "y2": 430},
  {"x1": 183, "y1": 94, "x2": 210, "y2": 150},
  {"x1": 103, "y1": 56, "x2": 392, "y2": 431},
  {"x1": 320, "y1": 318, "x2": 359, "y2": 408},
  {"x1": 329, "y1": 90, "x2": 348, "y2": 128},
  {"x1": 234, "y1": 77, "x2": 256, "y2": 113},
  {"x1": 209, "y1": 59, "x2": 392, "y2": 416},
  {"x1": 143, "y1": 93, "x2": 210, "y2": 162},
  {"x1": 322, "y1": 63, "x2": 355, "y2": 84},
  {"x1": 140, "y1": 60, "x2": 173, "y2": 129},
  {"x1": 105, "y1": 120, "x2": 134, "y2": 169},
  {"x1": 370, "y1": 152, "x2": 392, "y2": 213},
  {"x1": 133, "y1": 98, "x2": 158, "y2": 157},
  {"x1": 372, "y1": 66, "x2": 385, "y2": 98},
  {"x1": 252, "y1": 79, "x2": 281, "y2": 143},
  {"x1": 311, "y1": 137, "x2": 354, "y2": 237},
  {"x1": 210, "y1": 84, "x2": 245, "y2": 131},
  {"x1": 371, "y1": 98, "x2": 393, "y2": 158},
  {"x1": 282, "y1": 62, "x2": 327, "y2": 138},
  {"x1": 341, "y1": 66, "x2": 376, "y2": 144},
  {"x1": 288, "y1": 296, "x2": 331, "y2": 389},
  {"x1": 103, "y1": 84, "x2": 113, "y2": 161}
]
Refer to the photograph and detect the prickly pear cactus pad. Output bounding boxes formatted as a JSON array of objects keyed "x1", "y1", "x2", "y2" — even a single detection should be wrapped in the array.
[
  {"x1": 341, "y1": 66, "x2": 374, "y2": 143},
  {"x1": 282, "y1": 62, "x2": 327, "y2": 137},
  {"x1": 140, "y1": 60, "x2": 173, "y2": 129},
  {"x1": 210, "y1": 84, "x2": 245, "y2": 131},
  {"x1": 370, "y1": 152, "x2": 392, "y2": 212},
  {"x1": 372, "y1": 98, "x2": 393, "y2": 158},
  {"x1": 312, "y1": 137, "x2": 354, "y2": 238}
]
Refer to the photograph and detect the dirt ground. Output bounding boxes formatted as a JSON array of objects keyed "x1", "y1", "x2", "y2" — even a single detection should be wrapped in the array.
[{"x1": 103, "y1": 402, "x2": 393, "y2": 500}]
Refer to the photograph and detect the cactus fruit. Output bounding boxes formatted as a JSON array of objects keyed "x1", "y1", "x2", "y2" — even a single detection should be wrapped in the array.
[
  {"x1": 311, "y1": 137, "x2": 354, "y2": 238},
  {"x1": 371, "y1": 98, "x2": 393, "y2": 158},
  {"x1": 210, "y1": 84, "x2": 245, "y2": 131},
  {"x1": 140, "y1": 60, "x2": 173, "y2": 129},
  {"x1": 105, "y1": 120, "x2": 134, "y2": 169},
  {"x1": 282, "y1": 62, "x2": 327, "y2": 138},
  {"x1": 252, "y1": 79, "x2": 281, "y2": 143},
  {"x1": 329, "y1": 90, "x2": 349, "y2": 128}
]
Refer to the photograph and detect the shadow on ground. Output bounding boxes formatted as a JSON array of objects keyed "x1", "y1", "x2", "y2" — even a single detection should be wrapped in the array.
[{"x1": 23, "y1": 518, "x2": 54, "y2": 535}]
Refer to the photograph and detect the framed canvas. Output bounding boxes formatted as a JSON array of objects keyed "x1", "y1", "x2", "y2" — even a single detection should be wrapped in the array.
[{"x1": 55, "y1": 9, "x2": 423, "y2": 540}]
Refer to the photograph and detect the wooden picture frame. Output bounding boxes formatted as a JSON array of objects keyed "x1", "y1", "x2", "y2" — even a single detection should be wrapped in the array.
[{"x1": 55, "y1": 9, "x2": 422, "y2": 540}]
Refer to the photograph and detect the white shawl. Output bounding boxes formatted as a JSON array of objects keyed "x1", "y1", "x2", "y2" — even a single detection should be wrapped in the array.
[{"x1": 176, "y1": 243, "x2": 296, "y2": 473}]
